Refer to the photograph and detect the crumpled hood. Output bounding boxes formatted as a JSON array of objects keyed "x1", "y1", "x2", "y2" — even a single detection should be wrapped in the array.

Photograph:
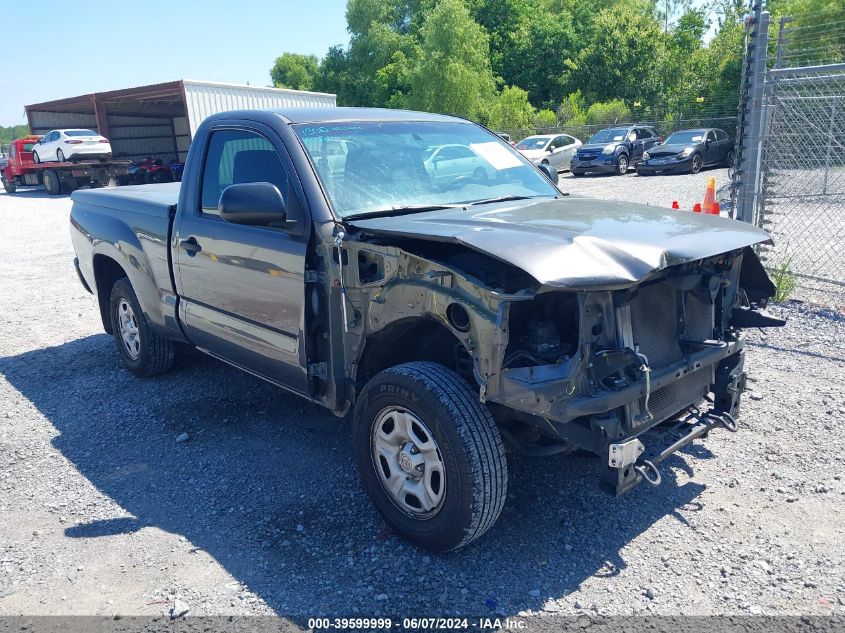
[{"x1": 348, "y1": 196, "x2": 772, "y2": 290}]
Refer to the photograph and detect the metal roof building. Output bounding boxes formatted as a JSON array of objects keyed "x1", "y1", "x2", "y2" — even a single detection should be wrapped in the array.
[{"x1": 25, "y1": 79, "x2": 337, "y2": 163}]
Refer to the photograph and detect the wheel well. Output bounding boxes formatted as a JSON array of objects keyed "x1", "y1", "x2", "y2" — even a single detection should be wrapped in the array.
[
  {"x1": 93, "y1": 255, "x2": 128, "y2": 334},
  {"x1": 355, "y1": 317, "x2": 473, "y2": 391}
]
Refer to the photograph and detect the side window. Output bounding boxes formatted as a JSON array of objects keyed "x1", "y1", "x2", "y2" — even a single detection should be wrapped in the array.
[
  {"x1": 9, "y1": 144, "x2": 14, "y2": 158},
  {"x1": 453, "y1": 145, "x2": 475, "y2": 159},
  {"x1": 716, "y1": 130, "x2": 727, "y2": 141},
  {"x1": 200, "y1": 129, "x2": 291, "y2": 216},
  {"x1": 706, "y1": 130, "x2": 717, "y2": 142},
  {"x1": 637, "y1": 128, "x2": 652, "y2": 139}
]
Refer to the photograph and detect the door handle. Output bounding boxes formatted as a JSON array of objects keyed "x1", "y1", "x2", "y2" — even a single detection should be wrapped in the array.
[{"x1": 179, "y1": 237, "x2": 202, "y2": 256}]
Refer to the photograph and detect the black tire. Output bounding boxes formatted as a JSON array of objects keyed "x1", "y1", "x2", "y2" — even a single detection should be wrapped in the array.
[
  {"x1": 42, "y1": 170, "x2": 61, "y2": 195},
  {"x1": 1, "y1": 174, "x2": 15, "y2": 193},
  {"x1": 57, "y1": 149, "x2": 65, "y2": 162},
  {"x1": 615, "y1": 154, "x2": 629, "y2": 175},
  {"x1": 690, "y1": 153, "x2": 703, "y2": 174},
  {"x1": 109, "y1": 278, "x2": 174, "y2": 377},
  {"x1": 353, "y1": 362, "x2": 508, "y2": 552},
  {"x1": 570, "y1": 170, "x2": 584, "y2": 177},
  {"x1": 33, "y1": 151, "x2": 41, "y2": 164}
]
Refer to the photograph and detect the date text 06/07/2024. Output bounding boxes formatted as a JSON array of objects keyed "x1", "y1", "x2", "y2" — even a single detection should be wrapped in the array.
[{"x1": 307, "y1": 616, "x2": 527, "y2": 630}]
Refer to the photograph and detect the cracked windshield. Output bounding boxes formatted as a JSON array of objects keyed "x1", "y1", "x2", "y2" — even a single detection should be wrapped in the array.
[{"x1": 295, "y1": 121, "x2": 558, "y2": 218}]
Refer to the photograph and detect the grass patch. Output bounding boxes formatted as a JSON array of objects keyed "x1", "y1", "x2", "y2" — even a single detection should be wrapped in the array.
[{"x1": 771, "y1": 257, "x2": 797, "y2": 302}]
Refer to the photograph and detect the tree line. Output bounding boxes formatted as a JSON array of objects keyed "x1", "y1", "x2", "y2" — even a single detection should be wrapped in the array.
[{"x1": 270, "y1": 0, "x2": 843, "y2": 134}]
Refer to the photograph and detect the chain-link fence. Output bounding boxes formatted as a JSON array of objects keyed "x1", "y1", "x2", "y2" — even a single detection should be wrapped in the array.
[
  {"x1": 732, "y1": 6, "x2": 845, "y2": 299},
  {"x1": 758, "y1": 65, "x2": 845, "y2": 285}
]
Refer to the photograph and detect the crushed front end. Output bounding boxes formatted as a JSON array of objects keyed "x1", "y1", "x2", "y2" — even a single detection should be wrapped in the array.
[{"x1": 485, "y1": 247, "x2": 783, "y2": 495}]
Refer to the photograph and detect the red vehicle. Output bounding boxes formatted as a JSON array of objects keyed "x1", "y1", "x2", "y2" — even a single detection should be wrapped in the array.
[{"x1": 1, "y1": 135, "x2": 130, "y2": 195}]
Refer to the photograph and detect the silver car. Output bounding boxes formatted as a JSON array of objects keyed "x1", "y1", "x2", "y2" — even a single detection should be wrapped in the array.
[{"x1": 516, "y1": 133, "x2": 582, "y2": 172}]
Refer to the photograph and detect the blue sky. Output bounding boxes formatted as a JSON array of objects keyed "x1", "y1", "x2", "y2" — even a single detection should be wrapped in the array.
[{"x1": 1, "y1": 0, "x2": 350, "y2": 124}]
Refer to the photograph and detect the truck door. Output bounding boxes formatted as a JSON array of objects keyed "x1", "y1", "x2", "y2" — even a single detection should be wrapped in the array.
[{"x1": 173, "y1": 124, "x2": 310, "y2": 394}]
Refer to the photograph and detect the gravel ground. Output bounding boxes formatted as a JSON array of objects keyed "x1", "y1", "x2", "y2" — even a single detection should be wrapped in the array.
[
  {"x1": 1, "y1": 185, "x2": 844, "y2": 623},
  {"x1": 559, "y1": 166, "x2": 731, "y2": 211}
]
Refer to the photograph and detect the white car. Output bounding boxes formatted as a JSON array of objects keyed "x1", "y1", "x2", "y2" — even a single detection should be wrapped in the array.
[
  {"x1": 516, "y1": 134, "x2": 582, "y2": 172},
  {"x1": 423, "y1": 144, "x2": 494, "y2": 188},
  {"x1": 32, "y1": 129, "x2": 112, "y2": 163}
]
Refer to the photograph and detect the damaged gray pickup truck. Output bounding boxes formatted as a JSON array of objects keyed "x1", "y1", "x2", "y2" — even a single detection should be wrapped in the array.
[{"x1": 70, "y1": 107, "x2": 783, "y2": 551}]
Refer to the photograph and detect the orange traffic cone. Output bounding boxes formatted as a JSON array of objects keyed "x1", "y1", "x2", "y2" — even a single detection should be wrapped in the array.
[{"x1": 702, "y1": 176, "x2": 716, "y2": 214}]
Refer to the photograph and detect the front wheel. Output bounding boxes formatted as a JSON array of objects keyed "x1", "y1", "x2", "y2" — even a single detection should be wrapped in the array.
[
  {"x1": 1, "y1": 174, "x2": 16, "y2": 193},
  {"x1": 690, "y1": 153, "x2": 703, "y2": 174},
  {"x1": 109, "y1": 278, "x2": 175, "y2": 376},
  {"x1": 615, "y1": 154, "x2": 629, "y2": 175},
  {"x1": 354, "y1": 362, "x2": 508, "y2": 552}
]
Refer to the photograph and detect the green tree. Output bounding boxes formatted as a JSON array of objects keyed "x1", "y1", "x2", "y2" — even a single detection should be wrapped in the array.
[
  {"x1": 315, "y1": 45, "x2": 352, "y2": 101},
  {"x1": 533, "y1": 108, "x2": 558, "y2": 129},
  {"x1": 569, "y1": 4, "x2": 666, "y2": 105},
  {"x1": 585, "y1": 99, "x2": 630, "y2": 125},
  {"x1": 404, "y1": 0, "x2": 496, "y2": 121},
  {"x1": 558, "y1": 91, "x2": 587, "y2": 125},
  {"x1": 0, "y1": 124, "x2": 30, "y2": 147},
  {"x1": 342, "y1": 0, "x2": 420, "y2": 106},
  {"x1": 270, "y1": 53, "x2": 320, "y2": 91},
  {"x1": 488, "y1": 85, "x2": 535, "y2": 131}
]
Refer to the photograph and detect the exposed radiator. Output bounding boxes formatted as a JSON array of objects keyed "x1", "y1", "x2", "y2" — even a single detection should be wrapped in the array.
[
  {"x1": 628, "y1": 283, "x2": 715, "y2": 369},
  {"x1": 622, "y1": 281, "x2": 716, "y2": 427},
  {"x1": 647, "y1": 367, "x2": 712, "y2": 424}
]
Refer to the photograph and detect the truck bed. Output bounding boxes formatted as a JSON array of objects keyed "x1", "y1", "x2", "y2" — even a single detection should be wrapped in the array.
[{"x1": 71, "y1": 182, "x2": 180, "y2": 216}]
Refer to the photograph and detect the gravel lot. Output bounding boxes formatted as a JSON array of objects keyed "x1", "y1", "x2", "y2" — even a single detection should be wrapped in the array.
[{"x1": 1, "y1": 179, "x2": 844, "y2": 623}]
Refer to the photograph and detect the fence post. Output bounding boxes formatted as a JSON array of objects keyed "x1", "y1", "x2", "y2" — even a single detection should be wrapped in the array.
[
  {"x1": 823, "y1": 99, "x2": 836, "y2": 195},
  {"x1": 735, "y1": 8, "x2": 769, "y2": 224}
]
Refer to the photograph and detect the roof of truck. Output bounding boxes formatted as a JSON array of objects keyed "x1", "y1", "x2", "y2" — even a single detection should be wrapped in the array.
[{"x1": 273, "y1": 107, "x2": 465, "y2": 124}]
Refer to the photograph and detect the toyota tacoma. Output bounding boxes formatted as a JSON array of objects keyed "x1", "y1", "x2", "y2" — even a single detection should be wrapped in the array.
[{"x1": 69, "y1": 107, "x2": 782, "y2": 552}]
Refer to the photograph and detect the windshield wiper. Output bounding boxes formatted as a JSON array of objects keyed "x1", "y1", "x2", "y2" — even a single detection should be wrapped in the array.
[
  {"x1": 464, "y1": 194, "x2": 552, "y2": 206},
  {"x1": 343, "y1": 203, "x2": 463, "y2": 221}
]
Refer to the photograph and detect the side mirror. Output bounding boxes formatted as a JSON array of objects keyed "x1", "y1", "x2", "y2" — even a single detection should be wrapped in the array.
[
  {"x1": 537, "y1": 162, "x2": 558, "y2": 185},
  {"x1": 219, "y1": 182, "x2": 296, "y2": 230}
]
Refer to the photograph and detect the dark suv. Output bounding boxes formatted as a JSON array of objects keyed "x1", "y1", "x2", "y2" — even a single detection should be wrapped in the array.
[{"x1": 571, "y1": 125, "x2": 663, "y2": 176}]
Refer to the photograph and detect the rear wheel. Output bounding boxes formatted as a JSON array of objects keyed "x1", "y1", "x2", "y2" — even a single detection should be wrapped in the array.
[
  {"x1": 615, "y1": 154, "x2": 629, "y2": 175},
  {"x1": 57, "y1": 149, "x2": 66, "y2": 162},
  {"x1": 109, "y1": 278, "x2": 174, "y2": 376},
  {"x1": 42, "y1": 169, "x2": 61, "y2": 195},
  {"x1": 354, "y1": 362, "x2": 508, "y2": 552}
]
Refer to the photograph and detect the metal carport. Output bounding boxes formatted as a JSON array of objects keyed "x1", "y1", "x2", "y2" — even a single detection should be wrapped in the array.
[{"x1": 25, "y1": 80, "x2": 337, "y2": 163}]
